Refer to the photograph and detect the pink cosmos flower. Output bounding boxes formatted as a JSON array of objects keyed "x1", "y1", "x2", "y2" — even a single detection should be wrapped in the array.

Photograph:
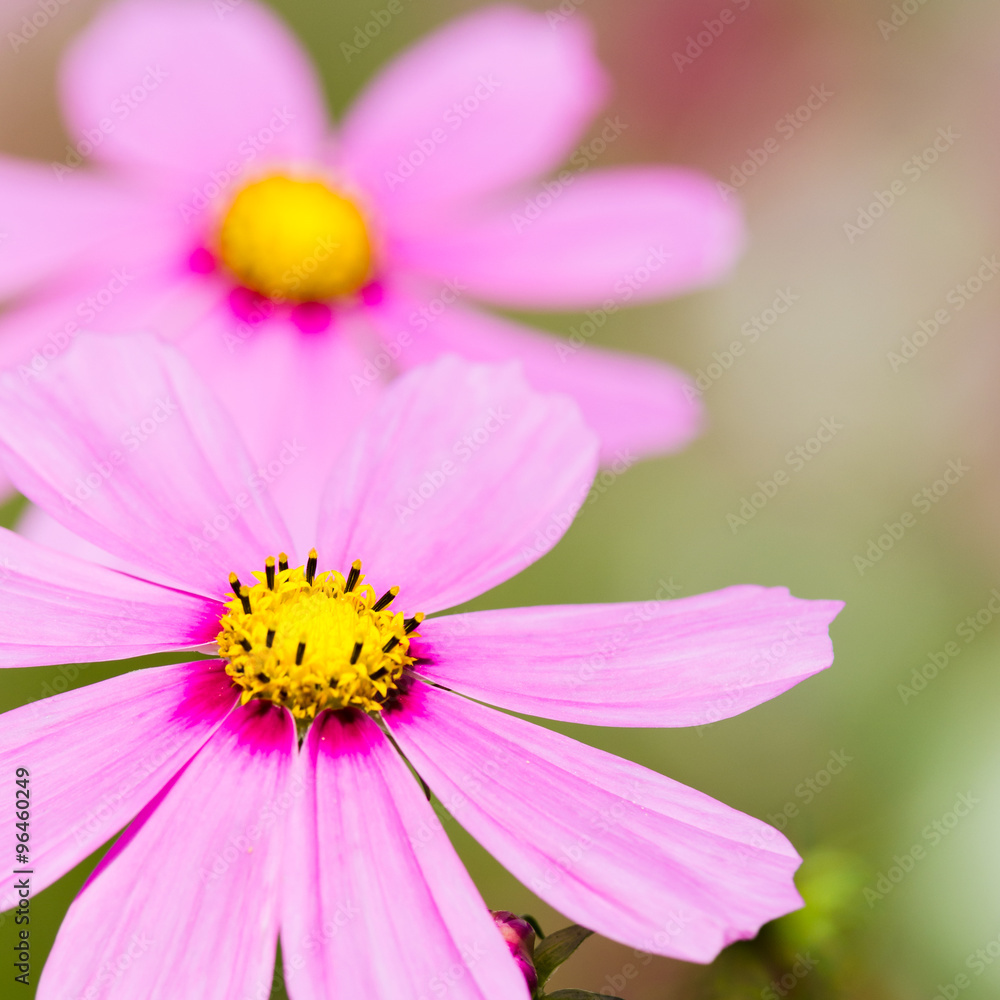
[
  {"x1": 0, "y1": 334, "x2": 840, "y2": 997},
  {"x1": 0, "y1": 0, "x2": 743, "y2": 506}
]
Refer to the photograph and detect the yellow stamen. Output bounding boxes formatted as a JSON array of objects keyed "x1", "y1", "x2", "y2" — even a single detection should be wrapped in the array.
[
  {"x1": 218, "y1": 175, "x2": 372, "y2": 302},
  {"x1": 217, "y1": 553, "x2": 419, "y2": 719}
]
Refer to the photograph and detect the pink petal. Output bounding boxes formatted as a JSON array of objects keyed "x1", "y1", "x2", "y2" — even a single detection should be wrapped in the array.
[
  {"x1": 175, "y1": 306, "x2": 383, "y2": 552},
  {"x1": 38, "y1": 700, "x2": 293, "y2": 1000},
  {"x1": 60, "y1": 0, "x2": 328, "y2": 179},
  {"x1": 368, "y1": 287, "x2": 701, "y2": 463},
  {"x1": 400, "y1": 167, "x2": 743, "y2": 309},
  {"x1": 316, "y1": 356, "x2": 598, "y2": 614},
  {"x1": 413, "y1": 587, "x2": 843, "y2": 727},
  {"x1": 0, "y1": 260, "x2": 212, "y2": 383},
  {"x1": 0, "y1": 661, "x2": 235, "y2": 913},
  {"x1": 17, "y1": 504, "x2": 150, "y2": 577},
  {"x1": 0, "y1": 156, "x2": 164, "y2": 300},
  {"x1": 0, "y1": 274, "x2": 383, "y2": 553},
  {"x1": 339, "y1": 5, "x2": 607, "y2": 223},
  {"x1": 0, "y1": 332, "x2": 295, "y2": 598},
  {"x1": 0, "y1": 525, "x2": 220, "y2": 667},
  {"x1": 282, "y1": 710, "x2": 529, "y2": 1000},
  {"x1": 387, "y1": 683, "x2": 803, "y2": 964}
]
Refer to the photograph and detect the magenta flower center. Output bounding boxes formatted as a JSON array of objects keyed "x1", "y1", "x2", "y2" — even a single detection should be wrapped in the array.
[
  {"x1": 217, "y1": 549, "x2": 423, "y2": 719},
  {"x1": 217, "y1": 175, "x2": 373, "y2": 302}
]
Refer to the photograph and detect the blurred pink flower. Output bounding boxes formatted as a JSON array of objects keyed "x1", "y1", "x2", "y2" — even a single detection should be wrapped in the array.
[
  {"x1": 0, "y1": 0, "x2": 742, "y2": 498},
  {"x1": 0, "y1": 336, "x2": 839, "y2": 996}
]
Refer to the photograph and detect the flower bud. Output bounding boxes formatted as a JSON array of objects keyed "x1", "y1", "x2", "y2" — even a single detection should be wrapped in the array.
[{"x1": 491, "y1": 910, "x2": 538, "y2": 994}]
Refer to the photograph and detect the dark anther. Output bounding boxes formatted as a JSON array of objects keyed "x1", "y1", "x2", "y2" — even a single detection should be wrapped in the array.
[
  {"x1": 239, "y1": 587, "x2": 252, "y2": 615},
  {"x1": 296, "y1": 641, "x2": 306, "y2": 665},
  {"x1": 256, "y1": 672, "x2": 270, "y2": 683},
  {"x1": 350, "y1": 641, "x2": 363, "y2": 665},
  {"x1": 278, "y1": 553, "x2": 289, "y2": 573},
  {"x1": 306, "y1": 549, "x2": 318, "y2": 585},
  {"x1": 228, "y1": 571, "x2": 242, "y2": 596},
  {"x1": 372, "y1": 587, "x2": 399, "y2": 612},
  {"x1": 265, "y1": 629, "x2": 275, "y2": 648},
  {"x1": 345, "y1": 559, "x2": 362, "y2": 593},
  {"x1": 370, "y1": 666, "x2": 388, "y2": 680},
  {"x1": 382, "y1": 635, "x2": 400, "y2": 653},
  {"x1": 404, "y1": 613, "x2": 425, "y2": 634},
  {"x1": 265, "y1": 556, "x2": 275, "y2": 590},
  {"x1": 240, "y1": 638, "x2": 252, "y2": 652}
]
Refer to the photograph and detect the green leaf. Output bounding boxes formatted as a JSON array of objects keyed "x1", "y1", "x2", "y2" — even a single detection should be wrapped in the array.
[
  {"x1": 533, "y1": 925, "x2": 593, "y2": 988},
  {"x1": 544, "y1": 991, "x2": 623, "y2": 1000},
  {"x1": 521, "y1": 913, "x2": 545, "y2": 940}
]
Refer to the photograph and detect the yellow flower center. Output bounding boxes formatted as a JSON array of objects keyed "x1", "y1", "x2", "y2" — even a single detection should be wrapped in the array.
[
  {"x1": 217, "y1": 551, "x2": 423, "y2": 720},
  {"x1": 217, "y1": 175, "x2": 373, "y2": 302}
]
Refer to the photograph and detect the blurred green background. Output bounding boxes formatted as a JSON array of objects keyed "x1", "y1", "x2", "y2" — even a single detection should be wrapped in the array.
[{"x1": 3, "y1": 0, "x2": 1000, "y2": 997}]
